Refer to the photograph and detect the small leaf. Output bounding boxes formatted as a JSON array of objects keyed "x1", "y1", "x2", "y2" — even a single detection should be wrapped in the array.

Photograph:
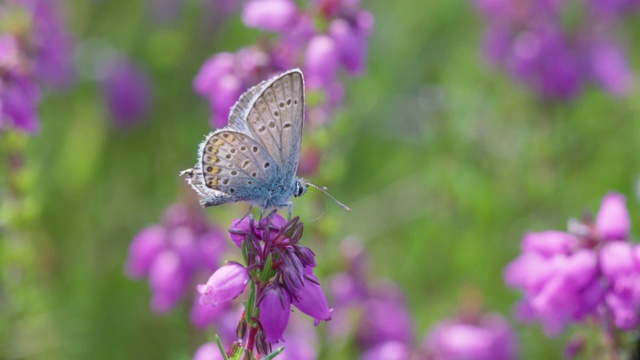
[
  {"x1": 215, "y1": 335, "x2": 230, "y2": 360},
  {"x1": 262, "y1": 346, "x2": 285, "y2": 360}
]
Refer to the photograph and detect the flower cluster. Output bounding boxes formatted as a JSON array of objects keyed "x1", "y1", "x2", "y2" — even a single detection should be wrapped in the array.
[
  {"x1": 125, "y1": 203, "x2": 227, "y2": 313},
  {"x1": 0, "y1": 0, "x2": 75, "y2": 134},
  {"x1": 327, "y1": 238, "x2": 414, "y2": 359},
  {"x1": 505, "y1": 192, "x2": 638, "y2": 339},
  {"x1": 194, "y1": 0, "x2": 374, "y2": 128},
  {"x1": 194, "y1": 212, "x2": 331, "y2": 358},
  {"x1": 474, "y1": 0, "x2": 637, "y2": 100}
]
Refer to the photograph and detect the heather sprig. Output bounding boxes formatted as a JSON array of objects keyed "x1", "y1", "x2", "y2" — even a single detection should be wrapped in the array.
[
  {"x1": 125, "y1": 203, "x2": 227, "y2": 314},
  {"x1": 505, "y1": 192, "x2": 640, "y2": 358},
  {"x1": 475, "y1": 0, "x2": 637, "y2": 100},
  {"x1": 195, "y1": 211, "x2": 331, "y2": 359},
  {"x1": 0, "y1": 0, "x2": 75, "y2": 134}
]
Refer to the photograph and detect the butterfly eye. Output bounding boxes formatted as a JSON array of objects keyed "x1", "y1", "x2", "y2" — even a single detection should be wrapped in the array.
[{"x1": 294, "y1": 182, "x2": 307, "y2": 197}]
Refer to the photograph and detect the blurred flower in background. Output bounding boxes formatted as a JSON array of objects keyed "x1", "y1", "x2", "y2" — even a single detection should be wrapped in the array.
[
  {"x1": 194, "y1": 0, "x2": 374, "y2": 128},
  {"x1": 475, "y1": 0, "x2": 637, "y2": 100},
  {"x1": 100, "y1": 56, "x2": 152, "y2": 129},
  {"x1": 423, "y1": 312, "x2": 518, "y2": 360},
  {"x1": 125, "y1": 202, "x2": 227, "y2": 313},
  {"x1": 505, "y1": 192, "x2": 640, "y2": 357},
  {"x1": 0, "y1": 0, "x2": 75, "y2": 134}
]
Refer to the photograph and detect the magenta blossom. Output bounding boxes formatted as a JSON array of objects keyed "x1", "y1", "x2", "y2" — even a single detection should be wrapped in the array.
[
  {"x1": 242, "y1": 0, "x2": 299, "y2": 32},
  {"x1": 291, "y1": 267, "x2": 333, "y2": 326},
  {"x1": 259, "y1": 284, "x2": 291, "y2": 343},
  {"x1": 198, "y1": 262, "x2": 250, "y2": 306},
  {"x1": 0, "y1": 0, "x2": 75, "y2": 134},
  {"x1": 505, "y1": 192, "x2": 640, "y2": 338},
  {"x1": 474, "y1": 0, "x2": 637, "y2": 100},
  {"x1": 101, "y1": 56, "x2": 152, "y2": 129},
  {"x1": 424, "y1": 313, "x2": 518, "y2": 360},
  {"x1": 125, "y1": 203, "x2": 228, "y2": 313}
]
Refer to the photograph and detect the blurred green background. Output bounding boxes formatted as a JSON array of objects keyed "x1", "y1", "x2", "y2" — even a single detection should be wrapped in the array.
[{"x1": 3, "y1": 0, "x2": 640, "y2": 359}]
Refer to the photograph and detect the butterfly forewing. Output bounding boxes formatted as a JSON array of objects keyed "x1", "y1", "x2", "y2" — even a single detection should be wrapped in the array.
[
  {"x1": 199, "y1": 130, "x2": 278, "y2": 200},
  {"x1": 245, "y1": 70, "x2": 304, "y2": 182}
]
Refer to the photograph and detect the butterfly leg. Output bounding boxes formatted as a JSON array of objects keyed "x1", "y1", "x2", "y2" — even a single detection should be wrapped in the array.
[
  {"x1": 285, "y1": 202, "x2": 293, "y2": 220},
  {"x1": 239, "y1": 205, "x2": 253, "y2": 222}
]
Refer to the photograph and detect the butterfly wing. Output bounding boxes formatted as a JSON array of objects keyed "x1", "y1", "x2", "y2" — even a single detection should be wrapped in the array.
[
  {"x1": 242, "y1": 69, "x2": 305, "y2": 182},
  {"x1": 195, "y1": 130, "x2": 279, "y2": 206}
]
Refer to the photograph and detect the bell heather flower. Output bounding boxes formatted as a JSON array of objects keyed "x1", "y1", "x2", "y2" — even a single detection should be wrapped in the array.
[
  {"x1": 242, "y1": 0, "x2": 299, "y2": 33},
  {"x1": 361, "y1": 341, "x2": 411, "y2": 360},
  {"x1": 259, "y1": 284, "x2": 291, "y2": 343},
  {"x1": 505, "y1": 191, "x2": 640, "y2": 342},
  {"x1": 423, "y1": 313, "x2": 518, "y2": 360},
  {"x1": 193, "y1": 342, "x2": 225, "y2": 360},
  {"x1": 125, "y1": 203, "x2": 227, "y2": 313},
  {"x1": 291, "y1": 266, "x2": 332, "y2": 326},
  {"x1": 101, "y1": 56, "x2": 152, "y2": 129},
  {"x1": 190, "y1": 296, "x2": 231, "y2": 329},
  {"x1": 198, "y1": 262, "x2": 250, "y2": 306},
  {"x1": 0, "y1": 0, "x2": 75, "y2": 134},
  {"x1": 202, "y1": 211, "x2": 331, "y2": 358}
]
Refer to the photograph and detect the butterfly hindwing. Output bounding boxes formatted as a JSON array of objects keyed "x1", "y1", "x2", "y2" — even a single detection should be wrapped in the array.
[{"x1": 199, "y1": 130, "x2": 278, "y2": 202}]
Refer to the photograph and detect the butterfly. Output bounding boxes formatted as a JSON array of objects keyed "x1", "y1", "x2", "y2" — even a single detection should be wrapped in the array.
[{"x1": 180, "y1": 68, "x2": 350, "y2": 218}]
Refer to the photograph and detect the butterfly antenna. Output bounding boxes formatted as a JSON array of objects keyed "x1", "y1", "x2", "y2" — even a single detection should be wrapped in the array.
[{"x1": 302, "y1": 181, "x2": 351, "y2": 212}]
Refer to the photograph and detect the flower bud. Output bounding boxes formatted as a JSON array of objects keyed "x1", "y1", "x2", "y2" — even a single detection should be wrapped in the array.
[{"x1": 260, "y1": 284, "x2": 291, "y2": 344}]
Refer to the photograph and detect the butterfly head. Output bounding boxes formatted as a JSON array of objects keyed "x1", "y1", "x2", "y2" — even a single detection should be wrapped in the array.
[{"x1": 294, "y1": 178, "x2": 308, "y2": 198}]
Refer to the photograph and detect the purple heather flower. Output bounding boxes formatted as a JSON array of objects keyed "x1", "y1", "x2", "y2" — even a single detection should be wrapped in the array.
[
  {"x1": 361, "y1": 341, "x2": 411, "y2": 360},
  {"x1": 125, "y1": 225, "x2": 167, "y2": 278},
  {"x1": 149, "y1": 250, "x2": 189, "y2": 312},
  {"x1": 475, "y1": 0, "x2": 640, "y2": 100},
  {"x1": 291, "y1": 267, "x2": 332, "y2": 325},
  {"x1": 193, "y1": 342, "x2": 225, "y2": 360},
  {"x1": 329, "y1": 17, "x2": 371, "y2": 75},
  {"x1": 125, "y1": 203, "x2": 228, "y2": 313},
  {"x1": 242, "y1": 0, "x2": 299, "y2": 33},
  {"x1": 190, "y1": 297, "x2": 231, "y2": 329},
  {"x1": 198, "y1": 262, "x2": 249, "y2": 306},
  {"x1": 0, "y1": 71, "x2": 42, "y2": 134},
  {"x1": 27, "y1": 0, "x2": 76, "y2": 88},
  {"x1": 304, "y1": 35, "x2": 340, "y2": 89},
  {"x1": 102, "y1": 57, "x2": 152, "y2": 128},
  {"x1": 506, "y1": 191, "x2": 640, "y2": 337},
  {"x1": 588, "y1": 39, "x2": 634, "y2": 96},
  {"x1": 595, "y1": 192, "x2": 630, "y2": 241},
  {"x1": 600, "y1": 241, "x2": 634, "y2": 278},
  {"x1": 356, "y1": 286, "x2": 414, "y2": 347},
  {"x1": 260, "y1": 284, "x2": 291, "y2": 344},
  {"x1": 521, "y1": 231, "x2": 578, "y2": 257},
  {"x1": 424, "y1": 313, "x2": 518, "y2": 360},
  {"x1": 275, "y1": 314, "x2": 318, "y2": 360}
]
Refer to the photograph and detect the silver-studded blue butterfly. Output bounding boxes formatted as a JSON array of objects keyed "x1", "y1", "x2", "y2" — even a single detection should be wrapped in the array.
[{"x1": 180, "y1": 68, "x2": 350, "y2": 218}]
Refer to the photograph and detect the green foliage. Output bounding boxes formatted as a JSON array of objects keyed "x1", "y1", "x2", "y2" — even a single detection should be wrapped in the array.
[{"x1": 2, "y1": 0, "x2": 640, "y2": 359}]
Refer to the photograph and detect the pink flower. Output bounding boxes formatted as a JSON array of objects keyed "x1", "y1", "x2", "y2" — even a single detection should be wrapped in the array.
[
  {"x1": 291, "y1": 267, "x2": 332, "y2": 325},
  {"x1": 198, "y1": 262, "x2": 250, "y2": 306},
  {"x1": 242, "y1": 0, "x2": 299, "y2": 32},
  {"x1": 595, "y1": 192, "x2": 630, "y2": 241},
  {"x1": 259, "y1": 284, "x2": 291, "y2": 344}
]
